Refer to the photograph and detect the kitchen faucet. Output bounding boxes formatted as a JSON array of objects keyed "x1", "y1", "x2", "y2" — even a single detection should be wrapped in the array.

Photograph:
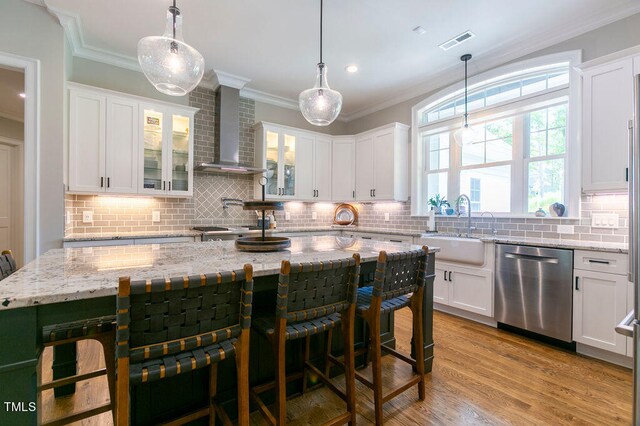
[
  {"x1": 454, "y1": 194, "x2": 476, "y2": 237},
  {"x1": 222, "y1": 198, "x2": 244, "y2": 209},
  {"x1": 480, "y1": 211, "x2": 498, "y2": 235}
]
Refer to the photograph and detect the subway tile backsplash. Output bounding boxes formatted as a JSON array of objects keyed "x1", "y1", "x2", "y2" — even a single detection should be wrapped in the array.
[{"x1": 64, "y1": 86, "x2": 629, "y2": 244}]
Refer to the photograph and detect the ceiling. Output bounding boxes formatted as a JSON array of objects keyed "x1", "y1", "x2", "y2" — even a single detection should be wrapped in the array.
[
  {"x1": 0, "y1": 67, "x2": 24, "y2": 122},
  {"x1": 42, "y1": 0, "x2": 640, "y2": 120}
]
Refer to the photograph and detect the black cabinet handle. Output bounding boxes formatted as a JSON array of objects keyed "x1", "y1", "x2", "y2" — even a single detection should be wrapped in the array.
[
  {"x1": 448, "y1": 271, "x2": 452, "y2": 281},
  {"x1": 163, "y1": 181, "x2": 166, "y2": 191},
  {"x1": 588, "y1": 259, "x2": 610, "y2": 264},
  {"x1": 444, "y1": 271, "x2": 447, "y2": 281},
  {"x1": 575, "y1": 276, "x2": 580, "y2": 291},
  {"x1": 626, "y1": 167, "x2": 629, "y2": 182},
  {"x1": 100, "y1": 177, "x2": 104, "y2": 188},
  {"x1": 373, "y1": 189, "x2": 376, "y2": 197},
  {"x1": 107, "y1": 177, "x2": 110, "y2": 188},
  {"x1": 169, "y1": 181, "x2": 171, "y2": 191},
  {"x1": 352, "y1": 190, "x2": 355, "y2": 198}
]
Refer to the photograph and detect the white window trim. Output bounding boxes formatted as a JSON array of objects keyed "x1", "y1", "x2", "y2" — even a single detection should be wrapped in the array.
[{"x1": 411, "y1": 50, "x2": 582, "y2": 217}]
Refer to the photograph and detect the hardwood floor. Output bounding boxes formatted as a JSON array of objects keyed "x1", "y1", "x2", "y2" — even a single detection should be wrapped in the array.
[{"x1": 41, "y1": 309, "x2": 633, "y2": 425}]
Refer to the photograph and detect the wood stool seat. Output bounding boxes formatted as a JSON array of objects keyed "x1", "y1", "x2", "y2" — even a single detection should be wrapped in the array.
[
  {"x1": 253, "y1": 311, "x2": 342, "y2": 340},
  {"x1": 356, "y1": 286, "x2": 411, "y2": 315},
  {"x1": 42, "y1": 315, "x2": 116, "y2": 343}
]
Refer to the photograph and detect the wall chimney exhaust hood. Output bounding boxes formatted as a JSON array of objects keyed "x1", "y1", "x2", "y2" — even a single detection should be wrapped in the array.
[{"x1": 195, "y1": 83, "x2": 266, "y2": 175}]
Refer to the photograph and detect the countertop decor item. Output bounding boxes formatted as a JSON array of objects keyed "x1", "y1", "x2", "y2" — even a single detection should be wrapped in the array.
[
  {"x1": 535, "y1": 208, "x2": 547, "y2": 217},
  {"x1": 236, "y1": 177, "x2": 290, "y2": 252},
  {"x1": 549, "y1": 202, "x2": 566, "y2": 217},
  {"x1": 298, "y1": 0, "x2": 342, "y2": 126},
  {"x1": 137, "y1": 0, "x2": 204, "y2": 96},
  {"x1": 333, "y1": 203, "x2": 358, "y2": 225},
  {"x1": 453, "y1": 54, "x2": 482, "y2": 146}
]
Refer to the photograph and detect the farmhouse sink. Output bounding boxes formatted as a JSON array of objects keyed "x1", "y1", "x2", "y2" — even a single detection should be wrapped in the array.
[{"x1": 420, "y1": 235, "x2": 486, "y2": 266}]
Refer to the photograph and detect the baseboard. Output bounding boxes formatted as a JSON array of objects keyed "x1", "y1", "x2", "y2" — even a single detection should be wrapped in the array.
[
  {"x1": 434, "y1": 303, "x2": 497, "y2": 327},
  {"x1": 576, "y1": 343, "x2": 633, "y2": 368}
]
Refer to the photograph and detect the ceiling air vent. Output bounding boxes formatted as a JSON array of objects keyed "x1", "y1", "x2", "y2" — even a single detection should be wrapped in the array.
[{"x1": 439, "y1": 31, "x2": 476, "y2": 51}]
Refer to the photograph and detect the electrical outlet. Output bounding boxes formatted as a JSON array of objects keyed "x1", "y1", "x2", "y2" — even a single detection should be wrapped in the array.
[
  {"x1": 557, "y1": 225, "x2": 574, "y2": 234},
  {"x1": 312, "y1": 211, "x2": 318, "y2": 220},
  {"x1": 82, "y1": 211, "x2": 93, "y2": 224},
  {"x1": 591, "y1": 213, "x2": 619, "y2": 229},
  {"x1": 384, "y1": 213, "x2": 390, "y2": 222},
  {"x1": 152, "y1": 211, "x2": 161, "y2": 223},
  {"x1": 285, "y1": 212, "x2": 291, "y2": 221}
]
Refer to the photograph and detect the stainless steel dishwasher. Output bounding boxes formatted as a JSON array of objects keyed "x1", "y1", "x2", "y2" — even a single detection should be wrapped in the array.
[{"x1": 495, "y1": 244, "x2": 574, "y2": 342}]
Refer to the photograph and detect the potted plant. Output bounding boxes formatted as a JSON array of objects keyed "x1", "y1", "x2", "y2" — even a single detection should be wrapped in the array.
[{"x1": 428, "y1": 194, "x2": 450, "y2": 215}]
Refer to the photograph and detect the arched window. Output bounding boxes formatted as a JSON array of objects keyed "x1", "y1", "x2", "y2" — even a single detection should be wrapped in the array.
[{"x1": 411, "y1": 52, "x2": 580, "y2": 217}]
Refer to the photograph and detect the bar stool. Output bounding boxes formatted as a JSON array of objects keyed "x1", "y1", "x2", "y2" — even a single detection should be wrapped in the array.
[
  {"x1": 250, "y1": 255, "x2": 361, "y2": 426},
  {"x1": 38, "y1": 315, "x2": 117, "y2": 425},
  {"x1": 0, "y1": 249, "x2": 17, "y2": 279},
  {"x1": 353, "y1": 247, "x2": 429, "y2": 425},
  {"x1": 115, "y1": 265, "x2": 254, "y2": 426}
]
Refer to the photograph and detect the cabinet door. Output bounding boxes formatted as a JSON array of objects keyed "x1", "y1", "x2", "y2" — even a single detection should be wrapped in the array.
[
  {"x1": 168, "y1": 113, "x2": 193, "y2": 196},
  {"x1": 140, "y1": 107, "x2": 167, "y2": 194},
  {"x1": 433, "y1": 267, "x2": 449, "y2": 305},
  {"x1": 281, "y1": 132, "x2": 297, "y2": 197},
  {"x1": 582, "y1": 59, "x2": 633, "y2": 192},
  {"x1": 264, "y1": 129, "x2": 281, "y2": 197},
  {"x1": 105, "y1": 97, "x2": 138, "y2": 194},
  {"x1": 573, "y1": 270, "x2": 627, "y2": 354},
  {"x1": 332, "y1": 138, "x2": 355, "y2": 201},
  {"x1": 372, "y1": 129, "x2": 395, "y2": 199},
  {"x1": 69, "y1": 89, "x2": 106, "y2": 192},
  {"x1": 314, "y1": 137, "x2": 332, "y2": 200},
  {"x1": 355, "y1": 136, "x2": 374, "y2": 200},
  {"x1": 448, "y1": 266, "x2": 493, "y2": 317},
  {"x1": 295, "y1": 133, "x2": 315, "y2": 200}
]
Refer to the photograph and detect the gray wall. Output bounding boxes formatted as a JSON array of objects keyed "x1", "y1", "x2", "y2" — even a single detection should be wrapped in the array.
[
  {"x1": 0, "y1": 117, "x2": 23, "y2": 140},
  {"x1": 346, "y1": 12, "x2": 640, "y2": 134},
  {"x1": 0, "y1": 0, "x2": 65, "y2": 254}
]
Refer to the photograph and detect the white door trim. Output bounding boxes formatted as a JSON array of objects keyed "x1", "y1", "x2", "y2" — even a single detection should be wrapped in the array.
[{"x1": 0, "y1": 52, "x2": 40, "y2": 263}]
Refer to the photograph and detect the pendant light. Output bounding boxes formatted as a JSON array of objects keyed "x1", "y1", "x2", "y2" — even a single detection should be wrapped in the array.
[
  {"x1": 137, "y1": 0, "x2": 205, "y2": 96},
  {"x1": 454, "y1": 54, "x2": 481, "y2": 146},
  {"x1": 299, "y1": 0, "x2": 343, "y2": 126}
]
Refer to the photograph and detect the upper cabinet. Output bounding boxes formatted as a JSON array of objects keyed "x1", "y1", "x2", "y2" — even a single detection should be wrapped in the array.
[
  {"x1": 67, "y1": 83, "x2": 197, "y2": 197},
  {"x1": 331, "y1": 137, "x2": 356, "y2": 202},
  {"x1": 296, "y1": 133, "x2": 332, "y2": 201},
  {"x1": 355, "y1": 123, "x2": 409, "y2": 202},
  {"x1": 581, "y1": 58, "x2": 634, "y2": 193},
  {"x1": 254, "y1": 123, "x2": 299, "y2": 199}
]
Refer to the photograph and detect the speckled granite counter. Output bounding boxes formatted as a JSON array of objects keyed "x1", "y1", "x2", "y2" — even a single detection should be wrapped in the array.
[
  {"x1": 63, "y1": 229, "x2": 202, "y2": 242},
  {"x1": 1, "y1": 236, "x2": 438, "y2": 310}
]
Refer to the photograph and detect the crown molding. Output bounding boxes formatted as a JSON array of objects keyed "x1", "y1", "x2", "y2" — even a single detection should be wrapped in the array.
[
  {"x1": 239, "y1": 87, "x2": 299, "y2": 110},
  {"x1": 213, "y1": 70, "x2": 251, "y2": 89},
  {"x1": 340, "y1": 2, "x2": 640, "y2": 122}
]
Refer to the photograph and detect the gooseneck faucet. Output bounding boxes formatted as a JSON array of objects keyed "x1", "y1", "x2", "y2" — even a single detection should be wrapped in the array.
[
  {"x1": 480, "y1": 211, "x2": 497, "y2": 235},
  {"x1": 455, "y1": 194, "x2": 476, "y2": 237}
]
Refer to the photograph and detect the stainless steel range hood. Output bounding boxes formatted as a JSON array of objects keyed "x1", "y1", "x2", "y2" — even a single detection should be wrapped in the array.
[{"x1": 195, "y1": 85, "x2": 266, "y2": 175}]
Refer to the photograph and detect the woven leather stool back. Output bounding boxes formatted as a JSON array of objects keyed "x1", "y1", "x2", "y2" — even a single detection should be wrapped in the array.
[
  {"x1": 117, "y1": 268, "x2": 253, "y2": 364},
  {"x1": 278, "y1": 256, "x2": 360, "y2": 322},
  {"x1": 0, "y1": 250, "x2": 17, "y2": 280},
  {"x1": 373, "y1": 247, "x2": 428, "y2": 300}
]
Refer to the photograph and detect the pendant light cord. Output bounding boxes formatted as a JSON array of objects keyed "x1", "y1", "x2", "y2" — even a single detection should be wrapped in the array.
[
  {"x1": 172, "y1": 0, "x2": 177, "y2": 40},
  {"x1": 319, "y1": 0, "x2": 323, "y2": 65},
  {"x1": 464, "y1": 57, "x2": 468, "y2": 126}
]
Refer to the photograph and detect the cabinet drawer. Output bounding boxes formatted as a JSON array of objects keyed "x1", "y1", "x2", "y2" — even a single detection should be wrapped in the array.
[{"x1": 574, "y1": 250, "x2": 628, "y2": 276}]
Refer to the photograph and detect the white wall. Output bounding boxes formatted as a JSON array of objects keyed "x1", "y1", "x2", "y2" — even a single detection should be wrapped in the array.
[
  {"x1": 345, "y1": 12, "x2": 640, "y2": 134},
  {"x1": 0, "y1": 0, "x2": 65, "y2": 253},
  {"x1": 0, "y1": 117, "x2": 23, "y2": 141},
  {"x1": 254, "y1": 100, "x2": 347, "y2": 135}
]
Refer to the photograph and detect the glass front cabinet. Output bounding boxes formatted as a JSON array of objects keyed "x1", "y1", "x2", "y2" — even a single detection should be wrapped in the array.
[
  {"x1": 255, "y1": 123, "x2": 298, "y2": 199},
  {"x1": 140, "y1": 105, "x2": 195, "y2": 197}
]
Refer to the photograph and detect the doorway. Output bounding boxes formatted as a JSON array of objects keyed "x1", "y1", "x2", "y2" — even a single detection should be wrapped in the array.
[{"x1": 0, "y1": 66, "x2": 25, "y2": 266}]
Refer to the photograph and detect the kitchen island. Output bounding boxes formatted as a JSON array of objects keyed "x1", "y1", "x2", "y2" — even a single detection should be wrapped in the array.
[{"x1": 0, "y1": 236, "x2": 437, "y2": 424}]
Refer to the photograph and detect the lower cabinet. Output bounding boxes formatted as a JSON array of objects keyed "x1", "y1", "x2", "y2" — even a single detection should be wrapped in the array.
[
  {"x1": 573, "y1": 269, "x2": 629, "y2": 355},
  {"x1": 434, "y1": 263, "x2": 493, "y2": 317}
]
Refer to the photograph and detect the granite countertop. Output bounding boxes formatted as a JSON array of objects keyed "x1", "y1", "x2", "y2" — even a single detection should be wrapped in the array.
[
  {"x1": 1, "y1": 236, "x2": 438, "y2": 310},
  {"x1": 64, "y1": 229, "x2": 203, "y2": 242},
  {"x1": 273, "y1": 226, "x2": 425, "y2": 237}
]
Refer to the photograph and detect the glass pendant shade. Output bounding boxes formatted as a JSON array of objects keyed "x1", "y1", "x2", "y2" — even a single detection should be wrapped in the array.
[
  {"x1": 454, "y1": 123, "x2": 482, "y2": 146},
  {"x1": 299, "y1": 63, "x2": 342, "y2": 126},
  {"x1": 137, "y1": 7, "x2": 204, "y2": 96}
]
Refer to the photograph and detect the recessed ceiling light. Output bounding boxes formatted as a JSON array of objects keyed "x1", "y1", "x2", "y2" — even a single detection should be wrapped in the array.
[
  {"x1": 19, "y1": 93, "x2": 26, "y2": 98},
  {"x1": 413, "y1": 26, "x2": 427, "y2": 35},
  {"x1": 345, "y1": 65, "x2": 358, "y2": 73}
]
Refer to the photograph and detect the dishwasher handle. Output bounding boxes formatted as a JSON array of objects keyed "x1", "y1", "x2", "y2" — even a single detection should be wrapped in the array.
[
  {"x1": 615, "y1": 310, "x2": 635, "y2": 337},
  {"x1": 504, "y1": 252, "x2": 560, "y2": 264}
]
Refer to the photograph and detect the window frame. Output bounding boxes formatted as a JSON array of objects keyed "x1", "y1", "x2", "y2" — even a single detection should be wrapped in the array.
[{"x1": 411, "y1": 51, "x2": 582, "y2": 218}]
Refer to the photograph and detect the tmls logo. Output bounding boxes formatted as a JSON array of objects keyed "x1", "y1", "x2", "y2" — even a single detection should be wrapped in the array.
[{"x1": 4, "y1": 402, "x2": 37, "y2": 412}]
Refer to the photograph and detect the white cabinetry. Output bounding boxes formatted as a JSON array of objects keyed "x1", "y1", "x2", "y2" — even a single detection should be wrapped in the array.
[
  {"x1": 331, "y1": 137, "x2": 356, "y2": 201},
  {"x1": 433, "y1": 263, "x2": 493, "y2": 317},
  {"x1": 254, "y1": 123, "x2": 299, "y2": 199},
  {"x1": 355, "y1": 123, "x2": 409, "y2": 201},
  {"x1": 296, "y1": 133, "x2": 332, "y2": 201},
  {"x1": 573, "y1": 250, "x2": 630, "y2": 355},
  {"x1": 581, "y1": 58, "x2": 634, "y2": 192},
  {"x1": 68, "y1": 83, "x2": 196, "y2": 197}
]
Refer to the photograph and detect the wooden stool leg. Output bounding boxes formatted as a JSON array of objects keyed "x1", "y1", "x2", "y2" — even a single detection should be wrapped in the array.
[
  {"x1": 302, "y1": 335, "x2": 310, "y2": 394},
  {"x1": 368, "y1": 313, "x2": 384, "y2": 426},
  {"x1": 342, "y1": 308, "x2": 356, "y2": 426},
  {"x1": 273, "y1": 327, "x2": 287, "y2": 426},
  {"x1": 209, "y1": 363, "x2": 218, "y2": 426},
  {"x1": 96, "y1": 333, "x2": 117, "y2": 424},
  {"x1": 412, "y1": 291, "x2": 425, "y2": 401},
  {"x1": 235, "y1": 330, "x2": 250, "y2": 426},
  {"x1": 324, "y1": 329, "x2": 333, "y2": 377}
]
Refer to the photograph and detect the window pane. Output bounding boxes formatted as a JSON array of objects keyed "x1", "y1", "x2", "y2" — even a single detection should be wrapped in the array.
[
  {"x1": 521, "y1": 75, "x2": 547, "y2": 95},
  {"x1": 460, "y1": 166, "x2": 511, "y2": 212},
  {"x1": 529, "y1": 109, "x2": 547, "y2": 131},
  {"x1": 485, "y1": 81, "x2": 521, "y2": 106},
  {"x1": 427, "y1": 110, "x2": 438, "y2": 123},
  {"x1": 438, "y1": 102, "x2": 455, "y2": 119},
  {"x1": 427, "y1": 172, "x2": 448, "y2": 208},
  {"x1": 426, "y1": 133, "x2": 449, "y2": 171},
  {"x1": 528, "y1": 158, "x2": 564, "y2": 212},
  {"x1": 548, "y1": 128, "x2": 566, "y2": 155},
  {"x1": 548, "y1": 104, "x2": 567, "y2": 128},
  {"x1": 486, "y1": 139, "x2": 512, "y2": 163},
  {"x1": 529, "y1": 130, "x2": 546, "y2": 158},
  {"x1": 461, "y1": 141, "x2": 484, "y2": 166},
  {"x1": 548, "y1": 72, "x2": 569, "y2": 88}
]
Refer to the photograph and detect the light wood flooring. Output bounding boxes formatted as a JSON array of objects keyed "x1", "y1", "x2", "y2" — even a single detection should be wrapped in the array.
[{"x1": 41, "y1": 309, "x2": 633, "y2": 425}]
